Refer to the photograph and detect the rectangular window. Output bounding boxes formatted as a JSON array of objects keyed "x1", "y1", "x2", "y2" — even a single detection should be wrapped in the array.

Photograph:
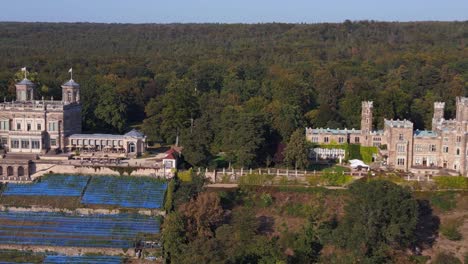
[
  {"x1": 11, "y1": 139, "x2": 19, "y2": 149},
  {"x1": 37, "y1": 123, "x2": 41, "y2": 131},
  {"x1": 430, "y1": 145, "x2": 436, "y2": 152},
  {"x1": 16, "y1": 122, "x2": 21, "y2": 130},
  {"x1": 50, "y1": 139, "x2": 57, "y2": 146},
  {"x1": 397, "y1": 158, "x2": 405, "y2": 166},
  {"x1": 27, "y1": 123, "x2": 31, "y2": 131},
  {"x1": 457, "y1": 136, "x2": 461, "y2": 143},
  {"x1": 312, "y1": 137, "x2": 318, "y2": 143},
  {"x1": 398, "y1": 134, "x2": 404, "y2": 141},
  {"x1": 48, "y1": 122, "x2": 57, "y2": 132},
  {"x1": 443, "y1": 146, "x2": 449, "y2": 153},
  {"x1": 21, "y1": 139, "x2": 29, "y2": 149},
  {"x1": 0, "y1": 120, "x2": 9, "y2": 131},
  {"x1": 338, "y1": 137, "x2": 344, "y2": 143},
  {"x1": 415, "y1": 157, "x2": 421, "y2": 165},
  {"x1": 1, "y1": 137, "x2": 7, "y2": 145},
  {"x1": 397, "y1": 144, "x2": 406, "y2": 153},
  {"x1": 324, "y1": 137, "x2": 329, "y2": 143},
  {"x1": 31, "y1": 140, "x2": 40, "y2": 149},
  {"x1": 355, "y1": 137, "x2": 360, "y2": 143}
]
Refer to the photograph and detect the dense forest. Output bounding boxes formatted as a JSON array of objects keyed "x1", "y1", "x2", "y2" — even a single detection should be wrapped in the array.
[{"x1": 0, "y1": 21, "x2": 467, "y2": 167}]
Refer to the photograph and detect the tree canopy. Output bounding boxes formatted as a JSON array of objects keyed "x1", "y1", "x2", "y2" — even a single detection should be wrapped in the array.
[{"x1": 0, "y1": 21, "x2": 467, "y2": 166}]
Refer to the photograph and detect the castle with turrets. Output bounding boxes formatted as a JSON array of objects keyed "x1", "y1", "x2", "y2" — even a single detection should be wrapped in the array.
[
  {"x1": 306, "y1": 97, "x2": 468, "y2": 177},
  {"x1": 0, "y1": 70, "x2": 147, "y2": 180}
]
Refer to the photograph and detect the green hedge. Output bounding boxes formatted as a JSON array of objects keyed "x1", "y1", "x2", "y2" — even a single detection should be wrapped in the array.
[
  {"x1": 434, "y1": 176, "x2": 468, "y2": 189},
  {"x1": 238, "y1": 173, "x2": 275, "y2": 186},
  {"x1": 164, "y1": 178, "x2": 175, "y2": 212}
]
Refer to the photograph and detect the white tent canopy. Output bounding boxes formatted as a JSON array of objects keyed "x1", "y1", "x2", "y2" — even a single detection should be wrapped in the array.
[{"x1": 349, "y1": 159, "x2": 369, "y2": 170}]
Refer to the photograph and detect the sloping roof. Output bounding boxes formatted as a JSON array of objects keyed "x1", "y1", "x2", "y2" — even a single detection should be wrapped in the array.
[
  {"x1": 69, "y1": 133, "x2": 124, "y2": 140},
  {"x1": 124, "y1": 129, "x2": 145, "y2": 138},
  {"x1": 62, "y1": 79, "x2": 80, "y2": 87},
  {"x1": 16, "y1": 78, "x2": 34, "y2": 86},
  {"x1": 164, "y1": 148, "x2": 178, "y2": 160}
]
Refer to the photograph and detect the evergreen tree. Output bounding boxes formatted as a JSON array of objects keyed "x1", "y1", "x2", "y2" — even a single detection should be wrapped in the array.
[{"x1": 284, "y1": 129, "x2": 309, "y2": 169}]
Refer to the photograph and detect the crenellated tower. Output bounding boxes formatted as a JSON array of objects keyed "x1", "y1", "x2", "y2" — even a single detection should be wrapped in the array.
[
  {"x1": 432, "y1": 102, "x2": 445, "y2": 131},
  {"x1": 360, "y1": 101, "x2": 373, "y2": 135}
]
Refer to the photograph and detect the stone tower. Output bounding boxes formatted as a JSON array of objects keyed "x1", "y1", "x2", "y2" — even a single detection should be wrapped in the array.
[
  {"x1": 360, "y1": 101, "x2": 373, "y2": 135},
  {"x1": 456, "y1": 97, "x2": 468, "y2": 122},
  {"x1": 61, "y1": 79, "x2": 80, "y2": 104},
  {"x1": 15, "y1": 78, "x2": 35, "y2": 101},
  {"x1": 432, "y1": 102, "x2": 445, "y2": 131}
]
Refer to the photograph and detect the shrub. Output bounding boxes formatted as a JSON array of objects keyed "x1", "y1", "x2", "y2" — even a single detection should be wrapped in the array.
[
  {"x1": 430, "y1": 192, "x2": 457, "y2": 212},
  {"x1": 321, "y1": 171, "x2": 352, "y2": 186},
  {"x1": 177, "y1": 169, "x2": 193, "y2": 182},
  {"x1": 164, "y1": 179, "x2": 176, "y2": 212},
  {"x1": 259, "y1": 193, "x2": 273, "y2": 207},
  {"x1": 432, "y1": 252, "x2": 461, "y2": 264},
  {"x1": 440, "y1": 218, "x2": 463, "y2": 241},
  {"x1": 238, "y1": 174, "x2": 275, "y2": 186}
]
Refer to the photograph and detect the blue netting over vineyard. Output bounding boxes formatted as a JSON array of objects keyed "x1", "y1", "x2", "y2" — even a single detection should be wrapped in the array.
[
  {"x1": 81, "y1": 176, "x2": 167, "y2": 209},
  {"x1": 2, "y1": 175, "x2": 90, "y2": 196},
  {"x1": 0, "y1": 211, "x2": 159, "y2": 248},
  {"x1": 44, "y1": 255, "x2": 122, "y2": 264}
]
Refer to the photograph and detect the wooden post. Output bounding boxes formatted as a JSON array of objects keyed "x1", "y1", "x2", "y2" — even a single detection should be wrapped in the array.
[
  {"x1": 241, "y1": 168, "x2": 243, "y2": 176},
  {"x1": 259, "y1": 169, "x2": 261, "y2": 174},
  {"x1": 295, "y1": 169, "x2": 298, "y2": 177},
  {"x1": 250, "y1": 168, "x2": 252, "y2": 174}
]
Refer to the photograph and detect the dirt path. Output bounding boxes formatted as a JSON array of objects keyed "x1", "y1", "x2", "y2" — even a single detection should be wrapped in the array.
[{"x1": 0, "y1": 244, "x2": 131, "y2": 256}]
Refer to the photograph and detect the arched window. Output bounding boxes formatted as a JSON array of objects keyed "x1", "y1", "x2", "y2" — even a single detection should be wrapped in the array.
[
  {"x1": 7, "y1": 166, "x2": 13, "y2": 176},
  {"x1": 17, "y1": 166, "x2": 24, "y2": 176}
]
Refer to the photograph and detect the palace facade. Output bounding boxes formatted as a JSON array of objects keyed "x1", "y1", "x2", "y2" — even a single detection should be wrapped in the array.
[
  {"x1": 306, "y1": 97, "x2": 468, "y2": 176},
  {"x1": 0, "y1": 76, "x2": 146, "y2": 157}
]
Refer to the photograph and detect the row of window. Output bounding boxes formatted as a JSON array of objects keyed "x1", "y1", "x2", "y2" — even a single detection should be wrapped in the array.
[
  {"x1": 71, "y1": 139, "x2": 124, "y2": 146},
  {"x1": 311, "y1": 136, "x2": 363, "y2": 144},
  {"x1": 10, "y1": 139, "x2": 41, "y2": 149},
  {"x1": 0, "y1": 120, "x2": 58, "y2": 132}
]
